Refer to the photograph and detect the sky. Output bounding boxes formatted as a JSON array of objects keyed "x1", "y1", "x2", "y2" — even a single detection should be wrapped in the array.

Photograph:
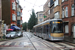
[{"x1": 19, "y1": 0, "x2": 47, "y2": 23}]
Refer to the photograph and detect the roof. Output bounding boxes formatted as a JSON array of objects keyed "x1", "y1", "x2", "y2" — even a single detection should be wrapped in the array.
[{"x1": 33, "y1": 19, "x2": 62, "y2": 28}]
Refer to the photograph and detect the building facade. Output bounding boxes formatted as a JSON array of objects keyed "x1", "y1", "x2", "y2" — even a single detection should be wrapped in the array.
[
  {"x1": 0, "y1": 0, "x2": 3, "y2": 37},
  {"x1": 53, "y1": 0, "x2": 62, "y2": 19},
  {"x1": 61, "y1": 0, "x2": 74, "y2": 37},
  {"x1": 43, "y1": 0, "x2": 50, "y2": 21},
  {"x1": 36, "y1": 11, "x2": 44, "y2": 24},
  {"x1": 2, "y1": 0, "x2": 22, "y2": 28},
  {"x1": 16, "y1": 0, "x2": 23, "y2": 28},
  {"x1": 43, "y1": 0, "x2": 54, "y2": 21},
  {"x1": 2, "y1": 0, "x2": 17, "y2": 26}
]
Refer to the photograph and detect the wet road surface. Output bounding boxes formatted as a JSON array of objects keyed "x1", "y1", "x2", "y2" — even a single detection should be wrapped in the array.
[{"x1": 0, "y1": 32, "x2": 75, "y2": 50}]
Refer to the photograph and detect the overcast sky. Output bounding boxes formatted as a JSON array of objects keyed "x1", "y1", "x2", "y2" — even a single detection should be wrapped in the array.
[{"x1": 19, "y1": 0, "x2": 47, "y2": 23}]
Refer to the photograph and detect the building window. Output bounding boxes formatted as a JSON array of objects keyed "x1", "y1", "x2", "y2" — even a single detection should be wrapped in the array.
[
  {"x1": 71, "y1": 4, "x2": 74, "y2": 16},
  {"x1": 65, "y1": 7, "x2": 68, "y2": 17},
  {"x1": 50, "y1": 0, "x2": 54, "y2": 6},
  {"x1": 48, "y1": 10, "x2": 50, "y2": 14},
  {"x1": 62, "y1": 8, "x2": 64, "y2": 18},
  {"x1": 16, "y1": 0, "x2": 19, "y2": 3},
  {"x1": 54, "y1": 0, "x2": 59, "y2": 7},
  {"x1": 20, "y1": 20, "x2": 23, "y2": 24},
  {"x1": 17, "y1": 12, "x2": 20, "y2": 16},
  {"x1": 62, "y1": 0, "x2": 64, "y2": 2},
  {"x1": 12, "y1": 2, "x2": 16, "y2": 10},
  {"x1": 48, "y1": 2, "x2": 50, "y2": 7},
  {"x1": 39, "y1": 18, "x2": 43, "y2": 22},
  {"x1": 17, "y1": 20, "x2": 20, "y2": 25},
  {"x1": 54, "y1": 12, "x2": 59, "y2": 19},
  {"x1": 39, "y1": 14, "x2": 43, "y2": 17},
  {"x1": 12, "y1": 14, "x2": 16, "y2": 21}
]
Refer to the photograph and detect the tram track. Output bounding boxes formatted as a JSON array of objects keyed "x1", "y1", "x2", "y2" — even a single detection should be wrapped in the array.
[
  {"x1": 25, "y1": 33, "x2": 37, "y2": 50},
  {"x1": 33, "y1": 36, "x2": 61, "y2": 50},
  {"x1": 26, "y1": 32, "x2": 75, "y2": 50},
  {"x1": 26, "y1": 33, "x2": 55, "y2": 50},
  {"x1": 33, "y1": 34, "x2": 75, "y2": 50}
]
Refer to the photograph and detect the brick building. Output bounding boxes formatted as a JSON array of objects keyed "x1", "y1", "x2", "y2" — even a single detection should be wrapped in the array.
[
  {"x1": 61, "y1": 0, "x2": 74, "y2": 37},
  {"x1": 2, "y1": 0, "x2": 17, "y2": 26},
  {"x1": 2, "y1": 0, "x2": 23, "y2": 28}
]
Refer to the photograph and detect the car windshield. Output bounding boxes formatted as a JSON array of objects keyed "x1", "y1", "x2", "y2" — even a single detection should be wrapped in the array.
[
  {"x1": 18, "y1": 32, "x2": 21, "y2": 34},
  {"x1": 7, "y1": 32, "x2": 16, "y2": 35}
]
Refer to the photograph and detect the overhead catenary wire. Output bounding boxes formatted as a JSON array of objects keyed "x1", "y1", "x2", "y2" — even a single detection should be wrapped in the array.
[{"x1": 23, "y1": 0, "x2": 45, "y2": 13}]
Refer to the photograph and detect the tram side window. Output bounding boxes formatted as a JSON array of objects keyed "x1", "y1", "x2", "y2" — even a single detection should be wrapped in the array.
[
  {"x1": 43, "y1": 26, "x2": 45, "y2": 33},
  {"x1": 45, "y1": 25, "x2": 47, "y2": 33},
  {"x1": 42, "y1": 26, "x2": 44, "y2": 33}
]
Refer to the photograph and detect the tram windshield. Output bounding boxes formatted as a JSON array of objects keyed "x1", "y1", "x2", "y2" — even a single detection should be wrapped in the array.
[{"x1": 52, "y1": 23, "x2": 63, "y2": 33}]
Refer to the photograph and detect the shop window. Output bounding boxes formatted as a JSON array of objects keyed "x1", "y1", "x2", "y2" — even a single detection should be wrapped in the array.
[{"x1": 65, "y1": 25, "x2": 69, "y2": 33}]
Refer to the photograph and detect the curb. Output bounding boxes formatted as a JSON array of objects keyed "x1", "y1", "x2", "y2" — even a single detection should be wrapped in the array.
[{"x1": 0, "y1": 39, "x2": 10, "y2": 42}]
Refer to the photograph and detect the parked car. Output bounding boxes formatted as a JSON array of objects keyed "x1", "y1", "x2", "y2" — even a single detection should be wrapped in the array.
[
  {"x1": 17, "y1": 31, "x2": 23, "y2": 37},
  {"x1": 6, "y1": 31, "x2": 18, "y2": 39}
]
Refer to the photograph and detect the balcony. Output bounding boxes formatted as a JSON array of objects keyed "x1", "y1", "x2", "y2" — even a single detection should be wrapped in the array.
[{"x1": 54, "y1": 5, "x2": 60, "y2": 13}]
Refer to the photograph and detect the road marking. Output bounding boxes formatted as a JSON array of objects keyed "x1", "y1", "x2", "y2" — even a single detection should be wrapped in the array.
[
  {"x1": 58, "y1": 43, "x2": 75, "y2": 48},
  {"x1": 0, "y1": 42, "x2": 5, "y2": 45},
  {"x1": 33, "y1": 42, "x2": 39, "y2": 46},
  {"x1": 39, "y1": 42, "x2": 47, "y2": 47},
  {"x1": 5, "y1": 42, "x2": 12, "y2": 46},
  {"x1": 15, "y1": 42, "x2": 20, "y2": 46}
]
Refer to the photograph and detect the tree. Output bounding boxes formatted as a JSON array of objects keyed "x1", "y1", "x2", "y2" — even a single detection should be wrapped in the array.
[
  {"x1": 22, "y1": 22, "x2": 28, "y2": 31},
  {"x1": 28, "y1": 9, "x2": 37, "y2": 30}
]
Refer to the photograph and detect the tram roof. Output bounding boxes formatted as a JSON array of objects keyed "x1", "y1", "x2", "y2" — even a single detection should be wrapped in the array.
[{"x1": 33, "y1": 19, "x2": 62, "y2": 28}]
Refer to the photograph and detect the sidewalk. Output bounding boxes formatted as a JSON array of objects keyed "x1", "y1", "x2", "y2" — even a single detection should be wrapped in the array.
[{"x1": 64, "y1": 36, "x2": 75, "y2": 43}]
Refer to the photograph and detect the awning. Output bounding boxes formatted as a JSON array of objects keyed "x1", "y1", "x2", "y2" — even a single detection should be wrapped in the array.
[
  {"x1": 11, "y1": 26, "x2": 20, "y2": 30},
  {"x1": 13, "y1": 26, "x2": 20, "y2": 30}
]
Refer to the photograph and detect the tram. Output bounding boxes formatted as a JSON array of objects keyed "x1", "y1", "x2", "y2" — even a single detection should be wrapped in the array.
[{"x1": 33, "y1": 19, "x2": 64, "y2": 41}]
